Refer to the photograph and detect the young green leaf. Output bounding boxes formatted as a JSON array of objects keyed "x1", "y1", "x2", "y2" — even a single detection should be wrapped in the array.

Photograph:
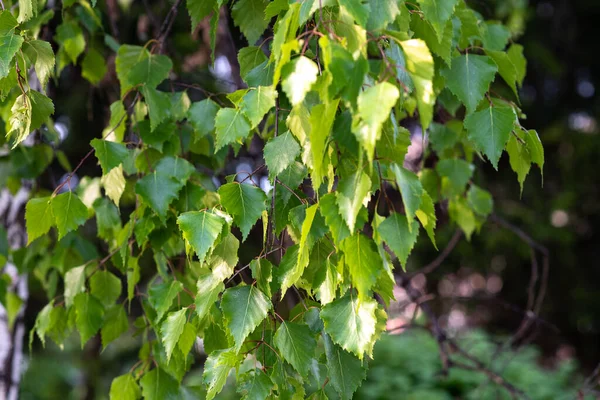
[
  {"x1": 391, "y1": 164, "x2": 423, "y2": 227},
  {"x1": 506, "y1": 130, "x2": 531, "y2": 193},
  {"x1": 218, "y1": 182, "x2": 268, "y2": 240},
  {"x1": 90, "y1": 270, "x2": 122, "y2": 306},
  {"x1": 140, "y1": 368, "x2": 180, "y2": 400},
  {"x1": 353, "y1": 82, "x2": 399, "y2": 163},
  {"x1": 148, "y1": 280, "x2": 184, "y2": 321},
  {"x1": 221, "y1": 285, "x2": 271, "y2": 351},
  {"x1": 376, "y1": 213, "x2": 420, "y2": 269},
  {"x1": 399, "y1": 39, "x2": 435, "y2": 129},
  {"x1": 263, "y1": 131, "x2": 301, "y2": 178},
  {"x1": 320, "y1": 292, "x2": 378, "y2": 360},
  {"x1": 464, "y1": 104, "x2": 516, "y2": 169},
  {"x1": 416, "y1": 191, "x2": 437, "y2": 248},
  {"x1": 231, "y1": 0, "x2": 270, "y2": 45},
  {"x1": 127, "y1": 53, "x2": 172, "y2": 88},
  {"x1": 417, "y1": 0, "x2": 460, "y2": 41},
  {"x1": 64, "y1": 265, "x2": 87, "y2": 308},
  {"x1": 0, "y1": 29, "x2": 24, "y2": 79},
  {"x1": 101, "y1": 305, "x2": 129, "y2": 349},
  {"x1": 215, "y1": 108, "x2": 252, "y2": 150},
  {"x1": 51, "y1": 191, "x2": 89, "y2": 240},
  {"x1": 177, "y1": 211, "x2": 225, "y2": 264},
  {"x1": 81, "y1": 48, "x2": 107, "y2": 85},
  {"x1": 336, "y1": 171, "x2": 371, "y2": 232},
  {"x1": 237, "y1": 369, "x2": 273, "y2": 400},
  {"x1": 160, "y1": 308, "x2": 187, "y2": 362},
  {"x1": 188, "y1": 99, "x2": 220, "y2": 136},
  {"x1": 74, "y1": 292, "x2": 104, "y2": 348},
  {"x1": 341, "y1": 234, "x2": 382, "y2": 302},
  {"x1": 467, "y1": 184, "x2": 493, "y2": 217},
  {"x1": 203, "y1": 348, "x2": 241, "y2": 400},
  {"x1": 91, "y1": 139, "x2": 129, "y2": 175},
  {"x1": 441, "y1": 54, "x2": 498, "y2": 114},
  {"x1": 274, "y1": 321, "x2": 317, "y2": 377},
  {"x1": 109, "y1": 374, "x2": 142, "y2": 400},
  {"x1": 282, "y1": 56, "x2": 319, "y2": 106},
  {"x1": 323, "y1": 333, "x2": 367, "y2": 400},
  {"x1": 310, "y1": 100, "x2": 340, "y2": 190},
  {"x1": 25, "y1": 197, "x2": 53, "y2": 244}
]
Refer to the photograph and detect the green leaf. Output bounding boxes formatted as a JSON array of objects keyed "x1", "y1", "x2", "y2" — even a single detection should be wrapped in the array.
[
  {"x1": 25, "y1": 197, "x2": 53, "y2": 244},
  {"x1": 250, "y1": 259, "x2": 273, "y2": 299},
  {"x1": 336, "y1": 170, "x2": 371, "y2": 232},
  {"x1": 238, "y1": 46, "x2": 268, "y2": 82},
  {"x1": 187, "y1": 0, "x2": 215, "y2": 30},
  {"x1": 232, "y1": 0, "x2": 270, "y2": 45},
  {"x1": 203, "y1": 348, "x2": 241, "y2": 400},
  {"x1": 319, "y1": 193, "x2": 350, "y2": 244},
  {"x1": 6, "y1": 94, "x2": 31, "y2": 147},
  {"x1": 148, "y1": 280, "x2": 184, "y2": 321},
  {"x1": 524, "y1": 129, "x2": 544, "y2": 179},
  {"x1": 341, "y1": 234, "x2": 381, "y2": 301},
  {"x1": 506, "y1": 130, "x2": 531, "y2": 193},
  {"x1": 237, "y1": 369, "x2": 272, "y2": 400},
  {"x1": 81, "y1": 48, "x2": 107, "y2": 85},
  {"x1": 102, "y1": 165, "x2": 126, "y2": 206},
  {"x1": 140, "y1": 368, "x2": 180, "y2": 400},
  {"x1": 178, "y1": 322, "x2": 197, "y2": 356},
  {"x1": 398, "y1": 39, "x2": 435, "y2": 129},
  {"x1": 481, "y1": 22, "x2": 510, "y2": 51},
  {"x1": 142, "y1": 87, "x2": 171, "y2": 131},
  {"x1": 310, "y1": 99, "x2": 339, "y2": 189},
  {"x1": 101, "y1": 305, "x2": 129, "y2": 348},
  {"x1": 135, "y1": 157, "x2": 194, "y2": 219},
  {"x1": 18, "y1": 0, "x2": 36, "y2": 23},
  {"x1": 467, "y1": 184, "x2": 493, "y2": 217},
  {"x1": 320, "y1": 292, "x2": 377, "y2": 360},
  {"x1": 339, "y1": 0, "x2": 369, "y2": 27},
  {"x1": 282, "y1": 56, "x2": 319, "y2": 106},
  {"x1": 436, "y1": 158, "x2": 474, "y2": 195},
  {"x1": 90, "y1": 270, "x2": 122, "y2": 306},
  {"x1": 507, "y1": 44, "x2": 527, "y2": 87},
  {"x1": 195, "y1": 272, "x2": 224, "y2": 322},
  {"x1": 274, "y1": 321, "x2": 316, "y2": 376},
  {"x1": 323, "y1": 333, "x2": 367, "y2": 400},
  {"x1": 377, "y1": 213, "x2": 420, "y2": 269},
  {"x1": 353, "y1": 82, "x2": 399, "y2": 162},
  {"x1": 415, "y1": 191, "x2": 437, "y2": 248},
  {"x1": 110, "y1": 374, "x2": 142, "y2": 400},
  {"x1": 127, "y1": 53, "x2": 172, "y2": 88},
  {"x1": 449, "y1": 197, "x2": 476, "y2": 240},
  {"x1": 0, "y1": 30, "x2": 22, "y2": 80},
  {"x1": 441, "y1": 54, "x2": 498, "y2": 114},
  {"x1": 116, "y1": 45, "x2": 148, "y2": 96},
  {"x1": 214, "y1": 108, "x2": 252, "y2": 150},
  {"x1": 187, "y1": 99, "x2": 220, "y2": 136},
  {"x1": 264, "y1": 131, "x2": 300, "y2": 178},
  {"x1": 56, "y1": 21, "x2": 85, "y2": 64},
  {"x1": 22, "y1": 40, "x2": 55, "y2": 91},
  {"x1": 64, "y1": 265, "x2": 87, "y2": 308},
  {"x1": 91, "y1": 139, "x2": 129, "y2": 175},
  {"x1": 177, "y1": 211, "x2": 225, "y2": 264},
  {"x1": 29, "y1": 90, "x2": 55, "y2": 131},
  {"x1": 417, "y1": 0, "x2": 459, "y2": 41},
  {"x1": 429, "y1": 122, "x2": 458, "y2": 153},
  {"x1": 391, "y1": 164, "x2": 423, "y2": 227},
  {"x1": 161, "y1": 308, "x2": 187, "y2": 362},
  {"x1": 74, "y1": 292, "x2": 104, "y2": 347},
  {"x1": 218, "y1": 183, "x2": 268, "y2": 240},
  {"x1": 367, "y1": 0, "x2": 399, "y2": 31},
  {"x1": 221, "y1": 285, "x2": 271, "y2": 351},
  {"x1": 241, "y1": 86, "x2": 277, "y2": 128},
  {"x1": 410, "y1": 14, "x2": 453, "y2": 66},
  {"x1": 464, "y1": 104, "x2": 516, "y2": 169},
  {"x1": 486, "y1": 50, "x2": 518, "y2": 96},
  {"x1": 51, "y1": 191, "x2": 89, "y2": 240}
]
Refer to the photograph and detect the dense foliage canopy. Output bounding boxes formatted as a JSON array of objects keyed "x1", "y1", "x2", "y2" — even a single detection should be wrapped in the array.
[{"x1": 0, "y1": 0, "x2": 546, "y2": 398}]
